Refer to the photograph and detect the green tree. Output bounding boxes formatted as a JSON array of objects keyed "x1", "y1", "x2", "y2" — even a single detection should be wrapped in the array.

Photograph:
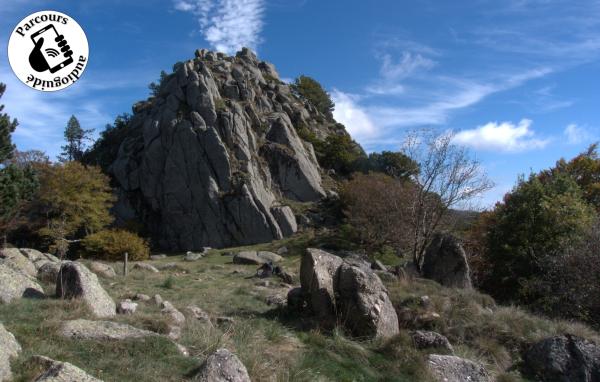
[
  {"x1": 82, "y1": 113, "x2": 132, "y2": 174},
  {"x1": 0, "y1": 84, "x2": 39, "y2": 245},
  {"x1": 59, "y1": 115, "x2": 93, "y2": 162},
  {"x1": 483, "y1": 172, "x2": 595, "y2": 304},
  {"x1": 315, "y1": 133, "x2": 365, "y2": 175},
  {"x1": 149, "y1": 70, "x2": 169, "y2": 97},
  {"x1": 0, "y1": 164, "x2": 39, "y2": 243},
  {"x1": 291, "y1": 75, "x2": 335, "y2": 118},
  {"x1": 0, "y1": 83, "x2": 17, "y2": 163},
  {"x1": 36, "y1": 162, "x2": 115, "y2": 251}
]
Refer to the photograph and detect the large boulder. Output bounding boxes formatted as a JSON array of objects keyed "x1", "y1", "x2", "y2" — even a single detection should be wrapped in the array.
[
  {"x1": 522, "y1": 335, "x2": 600, "y2": 382},
  {"x1": 89, "y1": 262, "x2": 117, "y2": 278},
  {"x1": 232, "y1": 251, "x2": 282, "y2": 265},
  {"x1": 0, "y1": 262, "x2": 45, "y2": 303},
  {"x1": 0, "y1": 323, "x2": 21, "y2": 381},
  {"x1": 299, "y1": 248, "x2": 343, "y2": 318},
  {"x1": 335, "y1": 263, "x2": 399, "y2": 339},
  {"x1": 427, "y1": 355, "x2": 490, "y2": 382},
  {"x1": 110, "y1": 48, "x2": 352, "y2": 251},
  {"x1": 59, "y1": 319, "x2": 156, "y2": 340},
  {"x1": 56, "y1": 262, "x2": 116, "y2": 318},
  {"x1": 37, "y1": 262, "x2": 62, "y2": 283},
  {"x1": 31, "y1": 355, "x2": 102, "y2": 382},
  {"x1": 193, "y1": 348, "x2": 250, "y2": 382},
  {"x1": 422, "y1": 234, "x2": 472, "y2": 289},
  {"x1": 0, "y1": 248, "x2": 37, "y2": 277}
]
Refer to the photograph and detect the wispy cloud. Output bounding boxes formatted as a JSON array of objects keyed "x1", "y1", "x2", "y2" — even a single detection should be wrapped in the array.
[
  {"x1": 454, "y1": 119, "x2": 549, "y2": 152},
  {"x1": 173, "y1": 0, "x2": 265, "y2": 55},
  {"x1": 564, "y1": 123, "x2": 593, "y2": 145},
  {"x1": 379, "y1": 52, "x2": 436, "y2": 80},
  {"x1": 331, "y1": 90, "x2": 377, "y2": 142}
]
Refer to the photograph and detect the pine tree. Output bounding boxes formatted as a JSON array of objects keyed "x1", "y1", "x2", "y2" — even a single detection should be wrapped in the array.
[
  {"x1": 0, "y1": 83, "x2": 17, "y2": 163},
  {"x1": 59, "y1": 115, "x2": 93, "y2": 162}
]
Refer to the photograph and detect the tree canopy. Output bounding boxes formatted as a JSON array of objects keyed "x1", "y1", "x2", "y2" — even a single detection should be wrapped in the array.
[
  {"x1": 59, "y1": 115, "x2": 93, "y2": 162},
  {"x1": 0, "y1": 83, "x2": 17, "y2": 163},
  {"x1": 291, "y1": 75, "x2": 335, "y2": 118}
]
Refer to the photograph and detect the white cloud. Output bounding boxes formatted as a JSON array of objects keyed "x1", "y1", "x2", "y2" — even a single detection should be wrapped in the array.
[
  {"x1": 174, "y1": 0, "x2": 196, "y2": 11},
  {"x1": 331, "y1": 89, "x2": 377, "y2": 141},
  {"x1": 453, "y1": 119, "x2": 549, "y2": 152},
  {"x1": 380, "y1": 52, "x2": 436, "y2": 80},
  {"x1": 564, "y1": 123, "x2": 591, "y2": 145},
  {"x1": 173, "y1": 0, "x2": 265, "y2": 55}
]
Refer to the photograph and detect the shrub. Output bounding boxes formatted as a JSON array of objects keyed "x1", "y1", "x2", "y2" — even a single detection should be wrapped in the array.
[
  {"x1": 340, "y1": 173, "x2": 416, "y2": 255},
  {"x1": 81, "y1": 229, "x2": 149, "y2": 261}
]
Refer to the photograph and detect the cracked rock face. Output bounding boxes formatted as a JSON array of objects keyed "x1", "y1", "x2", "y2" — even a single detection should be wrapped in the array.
[{"x1": 111, "y1": 47, "x2": 347, "y2": 251}]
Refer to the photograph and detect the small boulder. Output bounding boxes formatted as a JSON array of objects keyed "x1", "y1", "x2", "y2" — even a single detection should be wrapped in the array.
[
  {"x1": 193, "y1": 348, "x2": 250, "y2": 382},
  {"x1": 0, "y1": 323, "x2": 21, "y2": 381},
  {"x1": 60, "y1": 319, "x2": 156, "y2": 340},
  {"x1": 0, "y1": 248, "x2": 37, "y2": 277},
  {"x1": 117, "y1": 299, "x2": 138, "y2": 315},
  {"x1": 427, "y1": 354, "x2": 490, "y2": 382},
  {"x1": 522, "y1": 335, "x2": 600, "y2": 382},
  {"x1": 299, "y1": 248, "x2": 343, "y2": 318},
  {"x1": 37, "y1": 262, "x2": 61, "y2": 283},
  {"x1": 185, "y1": 305, "x2": 211, "y2": 324},
  {"x1": 0, "y1": 262, "x2": 45, "y2": 303},
  {"x1": 153, "y1": 294, "x2": 163, "y2": 306},
  {"x1": 132, "y1": 263, "x2": 159, "y2": 273},
  {"x1": 412, "y1": 331, "x2": 454, "y2": 353},
  {"x1": 233, "y1": 251, "x2": 282, "y2": 265},
  {"x1": 422, "y1": 234, "x2": 472, "y2": 289},
  {"x1": 336, "y1": 263, "x2": 399, "y2": 339},
  {"x1": 161, "y1": 301, "x2": 186, "y2": 325},
  {"x1": 32, "y1": 355, "x2": 102, "y2": 382},
  {"x1": 56, "y1": 262, "x2": 116, "y2": 318},
  {"x1": 89, "y1": 262, "x2": 117, "y2": 278},
  {"x1": 133, "y1": 293, "x2": 151, "y2": 302},
  {"x1": 184, "y1": 252, "x2": 204, "y2": 261},
  {"x1": 276, "y1": 246, "x2": 289, "y2": 255}
]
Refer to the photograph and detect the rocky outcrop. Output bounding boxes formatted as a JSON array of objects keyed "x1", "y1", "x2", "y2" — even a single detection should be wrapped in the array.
[
  {"x1": 0, "y1": 323, "x2": 21, "y2": 381},
  {"x1": 336, "y1": 263, "x2": 399, "y2": 339},
  {"x1": 111, "y1": 48, "x2": 351, "y2": 251},
  {"x1": 427, "y1": 354, "x2": 490, "y2": 382},
  {"x1": 297, "y1": 248, "x2": 399, "y2": 339},
  {"x1": 422, "y1": 234, "x2": 472, "y2": 289},
  {"x1": 56, "y1": 262, "x2": 116, "y2": 318},
  {"x1": 31, "y1": 355, "x2": 102, "y2": 382},
  {"x1": 523, "y1": 335, "x2": 600, "y2": 382},
  {"x1": 193, "y1": 348, "x2": 250, "y2": 382},
  {"x1": 0, "y1": 262, "x2": 45, "y2": 303}
]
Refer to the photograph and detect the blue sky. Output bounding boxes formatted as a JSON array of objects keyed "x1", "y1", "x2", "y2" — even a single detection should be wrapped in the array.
[{"x1": 1, "y1": 0, "x2": 599, "y2": 206}]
